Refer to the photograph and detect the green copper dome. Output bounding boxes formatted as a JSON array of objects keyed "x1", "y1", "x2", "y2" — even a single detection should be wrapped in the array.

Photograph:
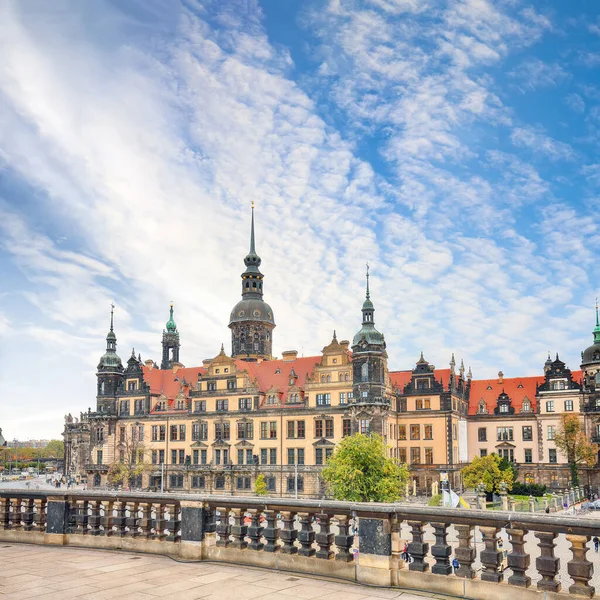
[
  {"x1": 582, "y1": 304, "x2": 600, "y2": 367},
  {"x1": 166, "y1": 303, "x2": 177, "y2": 332}
]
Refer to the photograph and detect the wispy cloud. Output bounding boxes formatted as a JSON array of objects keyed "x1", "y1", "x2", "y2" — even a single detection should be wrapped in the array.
[
  {"x1": 510, "y1": 126, "x2": 575, "y2": 161},
  {"x1": 510, "y1": 57, "x2": 569, "y2": 91}
]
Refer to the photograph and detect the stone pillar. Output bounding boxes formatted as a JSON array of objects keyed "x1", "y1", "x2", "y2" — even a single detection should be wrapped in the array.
[
  {"x1": 507, "y1": 527, "x2": 531, "y2": 588},
  {"x1": 500, "y1": 492, "x2": 508, "y2": 511},
  {"x1": 552, "y1": 494, "x2": 559, "y2": 512},
  {"x1": 180, "y1": 500, "x2": 204, "y2": 543},
  {"x1": 407, "y1": 521, "x2": 429, "y2": 572},
  {"x1": 543, "y1": 498, "x2": 549, "y2": 512},
  {"x1": 566, "y1": 534, "x2": 595, "y2": 598},
  {"x1": 357, "y1": 517, "x2": 393, "y2": 585},
  {"x1": 535, "y1": 532, "x2": 560, "y2": 593},
  {"x1": 45, "y1": 495, "x2": 70, "y2": 545},
  {"x1": 480, "y1": 526, "x2": 502, "y2": 582},
  {"x1": 454, "y1": 524, "x2": 476, "y2": 579},
  {"x1": 509, "y1": 498, "x2": 516, "y2": 512},
  {"x1": 528, "y1": 495, "x2": 535, "y2": 513},
  {"x1": 431, "y1": 522, "x2": 452, "y2": 575}
]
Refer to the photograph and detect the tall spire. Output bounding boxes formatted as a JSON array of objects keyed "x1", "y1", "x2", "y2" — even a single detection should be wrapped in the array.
[
  {"x1": 594, "y1": 298, "x2": 600, "y2": 343},
  {"x1": 361, "y1": 263, "x2": 375, "y2": 324},
  {"x1": 109, "y1": 302, "x2": 114, "y2": 332},
  {"x1": 250, "y1": 201, "x2": 256, "y2": 254},
  {"x1": 106, "y1": 303, "x2": 116, "y2": 347},
  {"x1": 366, "y1": 262, "x2": 370, "y2": 300},
  {"x1": 166, "y1": 301, "x2": 177, "y2": 333}
]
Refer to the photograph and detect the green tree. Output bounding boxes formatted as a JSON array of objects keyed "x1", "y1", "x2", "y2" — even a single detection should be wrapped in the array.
[
  {"x1": 107, "y1": 429, "x2": 150, "y2": 488},
  {"x1": 322, "y1": 433, "x2": 409, "y2": 502},
  {"x1": 44, "y1": 440, "x2": 65, "y2": 458},
  {"x1": 554, "y1": 415, "x2": 597, "y2": 486},
  {"x1": 254, "y1": 474, "x2": 268, "y2": 496},
  {"x1": 461, "y1": 453, "x2": 514, "y2": 493}
]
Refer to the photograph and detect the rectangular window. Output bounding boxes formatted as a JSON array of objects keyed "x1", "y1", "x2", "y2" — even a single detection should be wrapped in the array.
[
  {"x1": 424, "y1": 448, "x2": 433, "y2": 464},
  {"x1": 343, "y1": 419, "x2": 352, "y2": 437},
  {"x1": 316, "y1": 393, "x2": 331, "y2": 406},
  {"x1": 480, "y1": 449, "x2": 488, "y2": 457},
  {"x1": 269, "y1": 421, "x2": 277, "y2": 438},
  {"x1": 564, "y1": 400, "x2": 574, "y2": 411},
  {"x1": 497, "y1": 427, "x2": 514, "y2": 441},
  {"x1": 238, "y1": 397, "x2": 252, "y2": 410},
  {"x1": 315, "y1": 420, "x2": 323, "y2": 438},
  {"x1": 260, "y1": 448, "x2": 267, "y2": 465},
  {"x1": 316, "y1": 448, "x2": 323, "y2": 465},
  {"x1": 522, "y1": 426, "x2": 533, "y2": 441},
  {"x1": 410, "y1": 447, "x2": 421, "y2": 464},
  {"x1": 193, "y1": 449, "x2": 199, "y2": 465},
  {"x1": 410, "y1": 425, "x2": 420, "y2": 440},
  {"x1": 547, "y1": 426, "x2": 556, "y2": 440},
  {"x1": 297, "y1": 448, "x2": 304, "y2": 465},
  {"x1": 415, "y1": 398, "x2": 431, "y2": 410},
  {"x1": 120, "y1": 400, "x2": 130, "y2": 415},
  {"x1": 478, "y1": 428, "x2": 487, "y2": 442},
  {"x1": 549, "y1": 448, "x2": 557, "y2": 463},
  {"x1": 159, "y1": 425, "x2": 166, "y2": 441},
  {"x1": 134, "y1": 399, "x2": 144, "y2": 414},
  {"x1": 179, "y1": 449, "x2": 185, "y2": 464},
  {"x1": 325, "y1": 419, "x2": 334, "y2": 438},
  {"x1": 215, "y1": 422, "x2": 230, "y2": 440},
  {"x1": 194, "y1": 400, "x2": 206, "y2": 413},
  {"x1": 339, "y1": 392, "x2": 346, "y2": 404},
  {"x1": 191, "y1": 476, "x2": 205, "y2": 489},
  {"x1": 287, "y1": 421, "x2": 295, "y2": 438},
  {"x1": 96, "y1": 450, "x2": 103, "y2": 464},
  {"x1": 171, "y1": 449, "x2": 177, "y2": 464},
  {"x1": 326, "y1": 448, "x2": 333, "y2": 462},
  {"x1": 424, "y1": 425, "x2": 433, "y2": 440},
  {"x1": 546, "y1": 400, "x2": 554, "y2": 413},
  {"x1": 152, "y1": 450, "x2": 157, "y2": 465},
  {"x1": 360, "y1": 419, "x2": 370, "y2": 435},
  {"x1": 216, "y1": 399, "x2": 228, "y2": 412},
  {"x1": 297, "y1": 420, "x2": 305, "y2": 438},
  {"x1": 215, "y1": 449, "x2": 221, "y2": 465},
  {"x1": 152, "y1": 425, "x2": 159, "y2": 442},
  {"x1": 238, "y1": 449, "x2": 245, "y2": 465},
  {"x1": 260, "y1": 422, "x2": 268, "y2": 439},
  {"x1": 237, "y1": 422, "x2": 253, "y2": 440},
  {"x1": 201, "y1": 449, "x2": 207, "y2": 464},
  {"x1": 265, "y1": 476, "x2": 276, "y2": 491},
  {"x1": 269, "y1": 448, "x2": 277, "y2": 465},
  {"x1": 237, "y1": 477, "x2": 251, "y2": 490},
  {"x1": 170, "y1": 425, "x2": 178, "y2": 441},
  {"x1": 398, "y1": 448, "x2": 407, "y2": 463},
  {"x1": 179, "y1": 424, "x2": 186, "y2": 441},
  {"x1": 398, "y1": 425, "x2": 406, "y2": 440},
  {"x1": 158, "y1": 449, "x2": 164, "y2": 464},
  {"x1": 288, "y1": 448, "x2": 295, "y2": 465},
  {"x1": 348, "y1": 392, "x2": 353, "y2": 401},
  {"x1": 524, "y1": 449, "x2": 533, "y2": 463},
  {"x1": 227, "y1": 379, "x2": 236, "y2": 390}
]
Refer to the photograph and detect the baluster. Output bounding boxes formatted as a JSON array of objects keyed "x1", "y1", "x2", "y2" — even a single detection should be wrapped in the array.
[
  {"x1": 454, "y1": 524, "x2": 475, "y2": 579},
  {"x1": 279, "y1": 511, "x2": 298, "y2": 554},
  {"x1": 75, "y1": 499, "x2": 89, "y2": 534},
  {"x1": 480, "y1": 526, "x2": 502, "y2": 582},
  {"x1": 247, "y1": 509, "x2": 264, "y2": 551},
  {"x1": 431, "y1": 522, "x2": 452, "y2": 575},
  {"x1": 67, "y1": 500, "x2": 77, "y2": 533},
  {"x1": 113, "y1": 501, "x2": 127, "y2": 537},
  {"x1": 263, "y1": 510, "x2": 279, "y2": 553},
  {"x1": 165, "y1": 504, "x2": 179, "y2": 542},
  {"x1": 33, "y1": 498, "x2": 47, "y2": 532},
  {"x1": 298, "y1": 512, "x2": 316, "y2": 557},
  {"x1": 407, "y1": 520, "x2": 429, "y2": 572},
  {"x1": 333, "y1": 515, "x2": 353, "y2": 562},
  {"x1": 315, "y1": 512, "x2": 334, "y2": 559},
  {"x1": 535, "y1": 532, "x2": 560, "y2": 592},
  {"x1": 22, "y1": 498, "x2": 35, "y2": 531},
  {"x1": 216, "y1": 507, "x2": 231, "y2": 547},
  {"x1": 126, "y1": 502, "x2": 140, "y2": 537},
  {"x1": 566, "y1": 534, "x2": 594, "y2": 598},
  {"x1": 11, "y1": 498, "x2": 23, "y2": 530},
  {"x1": 507, "y1": 527, "x2": 530, "y2": 587},
  {"x1": 230, "y1": 508, "x2": 248, "y2": 549},
  {"x1": 0, "y1": 497, "x2": 10, "y2": 529},
  {"x1": 88, "y1": 500, "x2": 102, "y2": 536},
  {"x1": 139, "y1": 502, "x2": 153, "y2": 539},
  {"x1": 204, "y1": 505, "x2": 216, "y2": 535},
  {"x1": 101, "y1": 500, "x2": 114, "y2": 536},
  {"x1": 155, "y1": 503, "x2": 167, "y2": 541}
]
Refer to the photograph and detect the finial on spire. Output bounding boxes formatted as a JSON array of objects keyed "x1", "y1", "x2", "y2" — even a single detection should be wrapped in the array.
[
  {"x1": 596, "y1": 297, "x2": 599, "y2": 327},
  {"x1": 131, "y1": 348, "x2": 135, "y2": 358},
  {"x1": 332, "y1": 330, "x2": 337, "y2": 341},
  {"x1": 220, "y1": 343, "x2": 225, "y2": 355},
  {"x1": 110, "y1": 302, "x2": 115, "y2": 332},
  {"x1": 366, "y1": 263, "x2": 370, "y2": 299}
]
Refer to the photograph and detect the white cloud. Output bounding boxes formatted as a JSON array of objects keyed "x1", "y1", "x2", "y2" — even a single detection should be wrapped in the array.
[
  {"x1": 565, "y1": 93, "x2": 585, "y2": 114},
  {"x1": 510, "y1": 57, "x2": 569, "y2": 91},
  {"x1": 510, "y1": 126, "x2": 575, "y2": 161}
]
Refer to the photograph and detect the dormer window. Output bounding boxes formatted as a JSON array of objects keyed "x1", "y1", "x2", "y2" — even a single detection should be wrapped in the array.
[
  {"x1": 522, "y1": 399, "x2": 531, "y2": 412},
  {"x1": 499, "y1": 404, "x2": 508, "y2": 413},
  {"x1": 416, "y1": 379, "x2": 429, "y2": 390},
  {"x1": 552, "y1": 381, "x2": 566, "y2": 390},
  {"x1": 215, "y1": 369, "x2": 220, "y2": 374},
  {"x1": 486, "y1": 385, "x2": 492, "y2": 390},
  {"x1": 267, "y1": 394, "x2": 278, "y2": 405},
  {"x1": 478, "y1": 400, "x2": 486, "y2": 414}
]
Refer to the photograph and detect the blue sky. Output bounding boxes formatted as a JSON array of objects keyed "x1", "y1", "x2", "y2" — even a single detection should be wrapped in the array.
[{"x1": 0, "y1": 0, "x2": 599, "y2": 439}]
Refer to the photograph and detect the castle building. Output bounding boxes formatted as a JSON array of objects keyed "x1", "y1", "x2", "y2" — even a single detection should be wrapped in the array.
[{"x1": 63, "y1": 208, "x2": 600, "y2": 495}]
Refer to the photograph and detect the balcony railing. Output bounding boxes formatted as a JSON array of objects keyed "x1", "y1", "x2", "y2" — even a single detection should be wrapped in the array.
[{"x1": 0, "y1": 489, "x2": 597, "y2": 598}]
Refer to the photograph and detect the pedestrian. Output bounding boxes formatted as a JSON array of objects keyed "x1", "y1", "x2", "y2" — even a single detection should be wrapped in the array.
[
  {"x1": 497, "y1": 538, "x2": 503, "y2": 549},
  {"x1": 401, "y1": 543, "x2": 409, "y2": 562},
  {"x1": 593, "y1": 536, "x2": 599, "y2": 553},
  {"x1": 452, "y1": 557, "x2": 459, "y2": 574}
]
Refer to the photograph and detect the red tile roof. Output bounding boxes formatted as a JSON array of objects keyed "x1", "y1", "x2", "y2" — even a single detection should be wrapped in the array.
[
  {"x1": 143, "y1": 365, "x2": 205, "y2": 398},
  {"x1": 468, "y1": 375, "x2": 543, "y2": 415},
  {"x1": 389, "y1": 368, "x2": 453, "y2": 392}
]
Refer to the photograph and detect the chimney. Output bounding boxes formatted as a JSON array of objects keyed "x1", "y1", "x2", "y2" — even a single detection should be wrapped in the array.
[
  {"x1": 282, "y1": 350, "x2": 298, "y2": 362},
  {"x1": 498, "y1": 371, "x2": 504, "y2": 384},
  {"x1": 340, "y1": 340, "x2": 350, "y2": 350},
  {"x1": 144, "y1": 359, "x2": 154, "y2": 370}
]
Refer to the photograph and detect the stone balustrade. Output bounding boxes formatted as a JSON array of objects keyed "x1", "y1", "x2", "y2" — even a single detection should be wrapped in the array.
[{"x1": 0, "y1": 489, "x2": 598, "y2": 600}]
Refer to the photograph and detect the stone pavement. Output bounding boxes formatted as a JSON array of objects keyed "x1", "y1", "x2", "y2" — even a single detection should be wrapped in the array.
[{"x1": 0, "y1": 544, "x2": 436, "y2": 600}]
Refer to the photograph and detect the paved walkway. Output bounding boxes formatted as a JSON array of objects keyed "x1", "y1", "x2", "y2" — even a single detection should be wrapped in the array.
[{"x1": 0, "y1": 544, "x2": 436, "y2": 600}]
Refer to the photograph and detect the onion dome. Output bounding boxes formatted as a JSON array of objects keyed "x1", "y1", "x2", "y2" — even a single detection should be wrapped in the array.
[
  {"x1": 98, "y1": 304, "x2": 122, "y2": 370},
  {"x1": 582, "y1": 303, "x2": 600, "y2": 367},
  {"x1": 352, "y1": 265, "x2": 385, "y2": 347}
]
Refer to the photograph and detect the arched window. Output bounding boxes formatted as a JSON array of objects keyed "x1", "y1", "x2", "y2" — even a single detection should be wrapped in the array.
[
  {"x1": 361, "y1": 362, "x2": 369, "y2": 382},
  {"x1": 93, "y1": 474, "x2": 101, "y2": 487},
  {"x1": 522, "y1": 400, "x2": 531, "y2": 412},
  {"x1": 321, "y1": 375, "x2": 326, "y2": 383},
  {"x1": 478, "y1": 400, "x2": 486, "y2": 414},
  {"x1": 326, "y1": 375, "x2": 331, "y2": 383},
  {"x1": 345, "y1": 373, "x2": 350, "y2": 381},
  {"x1": 339, "y1": 373, "x2": 344, "y2": 382}
]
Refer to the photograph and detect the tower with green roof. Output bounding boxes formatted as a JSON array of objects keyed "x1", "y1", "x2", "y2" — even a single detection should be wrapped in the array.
[
  {"x1": 96, "y1": 304, "x2": 124, "y2": 413},
  {"x1": 351, "y1": 266, "x2": 390, "y2": 435},
  {"x1": 581, "y1": 301, "x2": 600, "y2": 392},
  {"x1": 161, "y1": 302, "x2": 181, "y2": 369}
]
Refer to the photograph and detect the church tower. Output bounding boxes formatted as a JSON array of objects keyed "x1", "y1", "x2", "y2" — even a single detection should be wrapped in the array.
[
  {"x1": 228, "y1": 204, "x2": 275, "y2": 361},
  {"x1": 96, "y1": 304, "x2": 124, "y2": 414},
  {"x1": 161, "y1": 302, "x2": 181, "y2": 369},
  {"x1": 350, "y1": 266, "x2": 390, "y2": 436}
]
